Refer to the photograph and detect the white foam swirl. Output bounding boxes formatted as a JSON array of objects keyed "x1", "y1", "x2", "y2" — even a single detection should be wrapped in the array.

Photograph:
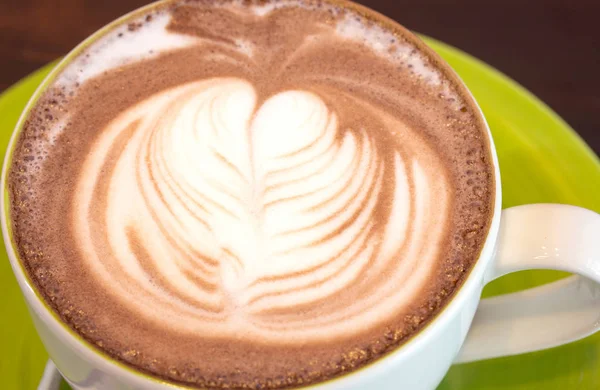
[{"x1": 74, "y1": 78, "x2": 450, "y2": 341}]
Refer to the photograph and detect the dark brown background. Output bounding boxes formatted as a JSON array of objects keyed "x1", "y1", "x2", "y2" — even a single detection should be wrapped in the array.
[{"x1": 0, "y1": 0, "x2": 598, "y2": 154}]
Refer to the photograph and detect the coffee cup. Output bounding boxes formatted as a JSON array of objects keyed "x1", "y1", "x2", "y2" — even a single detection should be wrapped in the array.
[{"x1": 3, "y1": 1, "x2": 600, "y2": 389}]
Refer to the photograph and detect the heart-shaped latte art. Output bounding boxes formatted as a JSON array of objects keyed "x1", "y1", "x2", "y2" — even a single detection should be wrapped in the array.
[{"x1": 74, "y1": 78, "x2": 450, "y2": 342}]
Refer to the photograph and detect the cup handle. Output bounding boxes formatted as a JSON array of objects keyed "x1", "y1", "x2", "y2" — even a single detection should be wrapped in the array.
[
  {"x1": 455, "y1": 204, "x2": 600, "y2": 363},
  {"x1": 38, "y1": 360, "x2": 62, "y2": 390}
]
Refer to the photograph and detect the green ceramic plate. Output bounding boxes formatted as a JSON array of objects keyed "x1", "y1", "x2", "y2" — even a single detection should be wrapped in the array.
[{"x1": 0, "y1": 37, "x2": 599, "y2": 390}]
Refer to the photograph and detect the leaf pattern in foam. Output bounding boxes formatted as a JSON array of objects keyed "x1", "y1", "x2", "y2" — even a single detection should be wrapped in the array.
[{"x1": 76, "y1": 77, "x2": 450, "y2": 338}]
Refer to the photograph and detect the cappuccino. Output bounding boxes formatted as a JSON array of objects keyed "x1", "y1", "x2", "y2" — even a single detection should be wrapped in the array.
[{"x1": 8, "y1": 0, "x2": 494, "y2": 388}]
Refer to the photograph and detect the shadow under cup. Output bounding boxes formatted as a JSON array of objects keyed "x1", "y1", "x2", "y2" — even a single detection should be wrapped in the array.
[{"x1": 0, "y1": 1, "x2": 504, "y2": 389}]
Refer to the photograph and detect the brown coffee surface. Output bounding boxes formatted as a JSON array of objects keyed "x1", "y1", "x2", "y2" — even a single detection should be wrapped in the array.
[{"x1": 8, "y1": 0, "x2": 494, "y2": 388}]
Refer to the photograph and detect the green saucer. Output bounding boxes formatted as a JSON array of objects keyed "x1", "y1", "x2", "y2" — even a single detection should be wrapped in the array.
[{"x1": 0, "y1": 37, "x2": 599, "y2": 390}]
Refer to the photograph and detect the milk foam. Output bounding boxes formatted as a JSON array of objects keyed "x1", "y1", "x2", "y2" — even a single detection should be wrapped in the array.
[
  {"x1": 57, "y1": 12, "x2": 198, "y2": 87},
  {"x1": 74, "y1": 78, "x2": 450, "y2": 339}
]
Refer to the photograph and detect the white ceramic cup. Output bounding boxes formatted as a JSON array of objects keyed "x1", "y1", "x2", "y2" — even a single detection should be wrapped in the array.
[{"x1": 3, "y1": 1, "x2": 600, "y2": 389}]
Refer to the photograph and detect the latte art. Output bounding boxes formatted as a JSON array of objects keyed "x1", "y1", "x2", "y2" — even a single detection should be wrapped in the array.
[
  {"x1": 77, "y1": 78, "x2": 449, "y2": 339},
  {"x1": 9, "y1": 0, "x2": 494, "y2": 388}
]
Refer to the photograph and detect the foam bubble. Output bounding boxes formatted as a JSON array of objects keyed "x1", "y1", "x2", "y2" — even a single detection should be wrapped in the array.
[
  {"x1": 45, "y1": 116, "x2": 68, "y2": 146},
  {"x1": 234, "y1": 38, "x2": 254, "y2": 57}
]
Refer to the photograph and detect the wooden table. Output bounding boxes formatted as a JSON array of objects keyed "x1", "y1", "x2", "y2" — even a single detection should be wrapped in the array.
[{"x1": 1, "y1": 0, "x2": 598, "y2": 154}]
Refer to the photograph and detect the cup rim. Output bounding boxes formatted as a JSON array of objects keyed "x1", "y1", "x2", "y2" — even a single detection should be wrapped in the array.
[{"x1": 0, "y1": 0, "x2": 503, "y2": 388}]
